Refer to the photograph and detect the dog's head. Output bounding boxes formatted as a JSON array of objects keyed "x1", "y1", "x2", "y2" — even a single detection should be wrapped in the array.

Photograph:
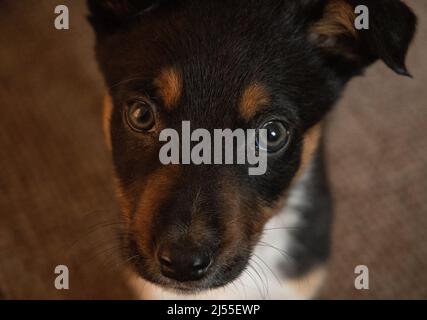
[{"x1": 88, "y1": 0, "x2": 415, "y2": 293}]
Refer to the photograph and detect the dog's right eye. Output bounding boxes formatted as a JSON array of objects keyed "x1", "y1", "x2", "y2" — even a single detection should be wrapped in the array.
[
  {"x1": 125, "y1": 100, "x2": 156, "y2": 132},
  {"x1": 257, "y1": 120, "x2": 291, "y2": 153}
]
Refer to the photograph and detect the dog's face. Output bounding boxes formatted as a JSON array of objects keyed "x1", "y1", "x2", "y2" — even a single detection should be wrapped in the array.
[{"x1": 89, "y1": 0, "x2": 415, "y2": 293}]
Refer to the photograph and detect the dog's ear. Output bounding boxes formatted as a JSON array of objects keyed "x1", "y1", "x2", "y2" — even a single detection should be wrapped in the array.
[
  {"x1": 87, "y1": 0, "x2": 169, "y2": 34},
  {"x1": 309, "y1": 0, "x2": 417, "y2": 76}
]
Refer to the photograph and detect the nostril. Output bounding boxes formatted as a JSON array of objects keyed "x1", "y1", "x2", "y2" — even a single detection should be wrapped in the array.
[{"x1": 157, "y1": 245, "x2": 213, "y2": 282}]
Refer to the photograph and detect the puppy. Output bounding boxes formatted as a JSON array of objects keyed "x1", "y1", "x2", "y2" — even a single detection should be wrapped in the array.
[{"x1": 88, "y1": 0, "x2": 416, "y2": 299}]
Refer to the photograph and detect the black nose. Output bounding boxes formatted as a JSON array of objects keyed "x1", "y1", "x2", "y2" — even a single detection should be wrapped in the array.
[{"x1": 157, "y1": 245, "x2": 212, "y2": 282}]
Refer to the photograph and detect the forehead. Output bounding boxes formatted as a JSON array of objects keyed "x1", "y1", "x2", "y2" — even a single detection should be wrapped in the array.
[
  {"x1": 100, "y1": 0, "x2": 305, "y2": 84},
  {"x1": 97, "y1": 0, "x2": 328, "y2": 126}
]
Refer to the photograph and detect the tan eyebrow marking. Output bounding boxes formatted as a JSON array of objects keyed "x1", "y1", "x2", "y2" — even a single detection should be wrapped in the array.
[
  {"x1": 240, "y1": 83, "x2": 270, "y2": 121},
  {"x1": 154, "y1": 67, "x2": 182, "y2": 110}
]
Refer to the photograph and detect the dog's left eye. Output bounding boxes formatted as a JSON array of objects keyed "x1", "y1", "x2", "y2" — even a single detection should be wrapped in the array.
[
  {"x1": 258, "y1": 121, "x2": 291, "y2": 153},
  {"x1": 125, "y1": 99, "x2": 156, "y2": 132}
]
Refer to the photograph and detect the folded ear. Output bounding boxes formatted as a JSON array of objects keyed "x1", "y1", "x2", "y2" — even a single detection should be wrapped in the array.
[
  {"x1": 309, "y1": 0, "x2": 417, "y2": 76},
  {"x1": 87, "y1": 0, "x2": 168, "y2": 34}
]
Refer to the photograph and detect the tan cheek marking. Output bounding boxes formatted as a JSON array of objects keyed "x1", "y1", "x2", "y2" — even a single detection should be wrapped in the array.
[
  {"x1": 103, "y1": 94, "x2": 113, "y2": 151},
  {"x1": 133, "y1": 165, "x2": 181, "y2": 254},
  {"x1": 187, "y1": 191, "x2": 213, "y2": 244},
  {"x1": 294, "y1": 123, "x2": 323, "y2": 181},
  {"x1": 311, "y1": 0, "x2": 357, "y2": 39},
  {"x1": 105, "y1": 96, "x2": 133, "y2": 224},
  {"x1": 114, "y1": 177, "x2": 134, "y2": 226},
  {"x1": 223, "y1": 184, "x2": 243, "y2": 243},
  {"x1": 240, "y1": 83, "x2": 270, "y2": 121},
  {"x1": 215, "y1": 182, "x2": 246, "y2": 265},
  {"x1": 154, "y1": 67, "x2": 182, "y2": 110},
  {"x1": 216, "y1": 181, "x2": 269, "y2": 267}
]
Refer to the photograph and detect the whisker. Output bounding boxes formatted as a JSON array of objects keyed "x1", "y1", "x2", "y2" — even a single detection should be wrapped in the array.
[
  {"x1": 257, "y1": 241, "x2": 293, "y2": 264},
  {"x1": 253, "y1": 253, "x2": 282, "y2": 287},
  {"x1": 245, "y1": 266, "x2": 265, "y2": 299},
  {"x1": 249, "y1": 257, "x2": 269, "y2": 298}
]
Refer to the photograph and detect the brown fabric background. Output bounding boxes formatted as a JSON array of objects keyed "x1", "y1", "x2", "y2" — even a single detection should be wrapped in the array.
[{"x1": 0, "y1": 0, "x2": 426, "y2": 299}]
